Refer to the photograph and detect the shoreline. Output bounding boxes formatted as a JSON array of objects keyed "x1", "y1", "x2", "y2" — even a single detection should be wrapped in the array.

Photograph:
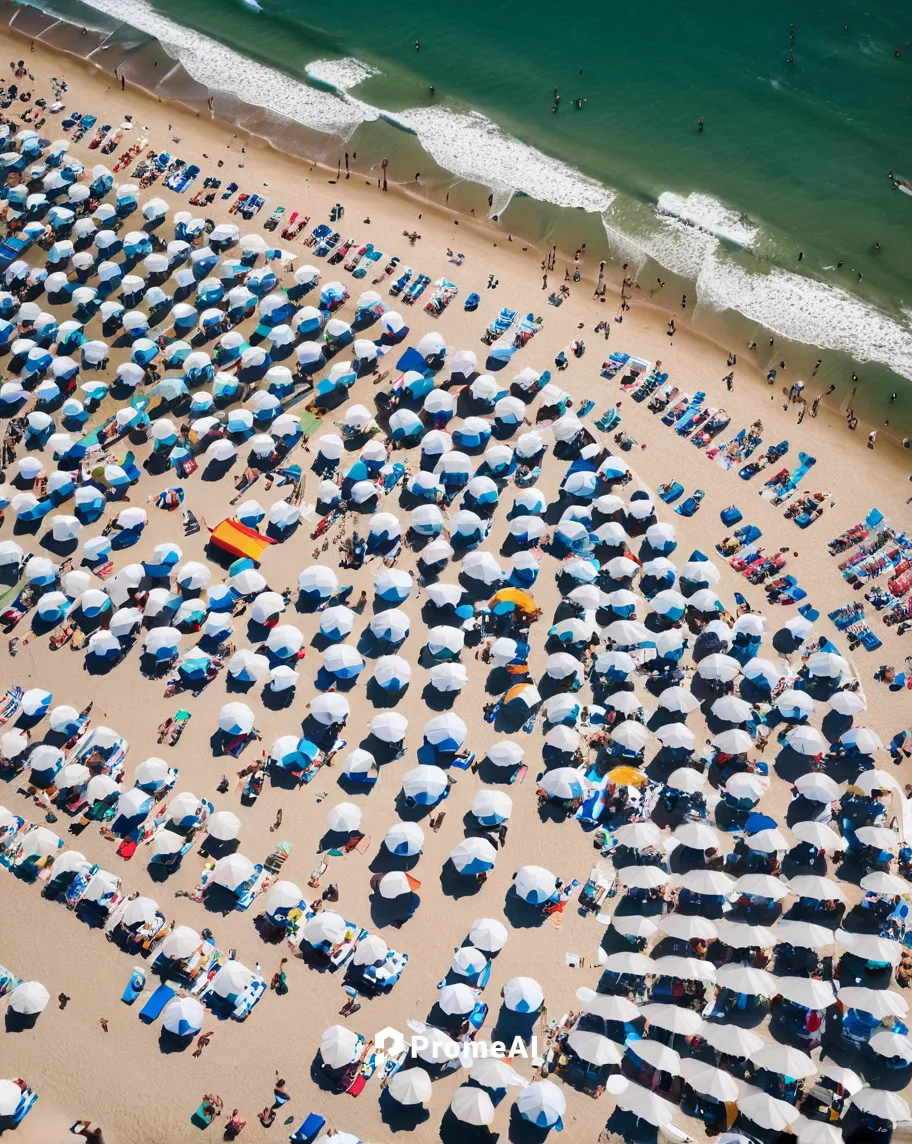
[{"x1": 4, "y1": 1, "x2": 912, "y2": 454}]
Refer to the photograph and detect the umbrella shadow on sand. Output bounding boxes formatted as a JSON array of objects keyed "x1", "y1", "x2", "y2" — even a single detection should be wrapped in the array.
[
  {"x1": 379, "y1": 1088, "x2": 432, "y2": 1132},
  {"x1": 507, "y1": 1105, "x2": 550, "y2": 1144},
  {"x1": 439, "y1": 859, "x2": 486, "y2": 901},
  {"x1": 502, "y1": 889, "x2": 547, "y2": 930}
]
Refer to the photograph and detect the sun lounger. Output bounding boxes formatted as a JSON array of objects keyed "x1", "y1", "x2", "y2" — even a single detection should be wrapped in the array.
[
  {"x1": 139, "y1": 982, "x2": 175, "y2": 1023},
  {"x1": 290, "y1": 1113, "x2": 326, "y2": 1143},
  {"x1": 264, "y1": 841, "x2": 292, "y2": 874}
]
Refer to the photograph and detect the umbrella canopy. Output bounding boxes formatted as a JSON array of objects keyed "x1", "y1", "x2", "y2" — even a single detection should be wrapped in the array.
[
  {"x1": 7, "y1": 981, "x2": 50, "y2": 1015},
  {"x1": 320, "y1": 1025, "x2": 360, "y2": 1069},
  {"x1": 514, "y1": 865, "x2": 557, "y2": 904},
  {"x1": 450, "y1": 1085, "x2": 496, "y2": 1126},
  {"x1": 469, "y1": 916, "x2": 508, "y2": 952},
  {"x1": 388, "y1": 1068, "x2": 432, "y2": 1106},
  {"x1": 503, "y1": 976, "x2": 544, "y2": 1012},
  {"x1": 161, "y1": 996, "x2": 205, "y2": 1037},
  {"x1": 516, "y1": 1081, "x2": 565, "y2": 1128}
]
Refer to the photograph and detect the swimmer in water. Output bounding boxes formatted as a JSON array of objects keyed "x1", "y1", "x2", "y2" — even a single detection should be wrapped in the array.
[{"x1": 697, "y1": 117, "x2": 704, "y2": 132}]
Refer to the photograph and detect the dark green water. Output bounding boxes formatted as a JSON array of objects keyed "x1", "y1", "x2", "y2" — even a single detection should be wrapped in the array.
[{"x1": 11, "y1": 0, "x2": 912, "y2": 425}]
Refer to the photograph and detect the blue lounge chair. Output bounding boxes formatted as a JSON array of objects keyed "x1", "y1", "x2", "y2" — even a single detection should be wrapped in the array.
[
  {"x1": 139, "y1": 983, "x2": 175, "y2": 1023},
  {"x1": 675, "y1": 490, "x2": 705, "y2": 517},
  {"x1": 291, "y1": 1114, "x2": 326, "y2": 1143}
]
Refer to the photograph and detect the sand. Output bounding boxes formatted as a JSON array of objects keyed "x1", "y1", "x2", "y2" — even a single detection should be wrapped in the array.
[{"x1": 0, "y1": 38, "x2": 911, "y2": 1144}]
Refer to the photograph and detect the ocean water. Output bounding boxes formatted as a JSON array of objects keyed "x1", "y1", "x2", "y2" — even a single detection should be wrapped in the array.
[{"x1": 9, "y1": 0, "x2": 912, "y2": 427}]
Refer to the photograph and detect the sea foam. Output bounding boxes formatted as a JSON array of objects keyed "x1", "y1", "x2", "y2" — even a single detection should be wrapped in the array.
[
  {"x1": 305, "y1": 58, "x2": 379, "y2": 92},
  {"x1": 656, "y1": 191, "x2": 758, "y2": 249},
  {"x1": 75, "y1": 0, "x2": 377, "y2": 138},
  {"x1": 385, "y1": 107, "x2": 616, "y2": 215},
  {"x1": 697, "y1": 254, "x2": 912, "y2": 380}
]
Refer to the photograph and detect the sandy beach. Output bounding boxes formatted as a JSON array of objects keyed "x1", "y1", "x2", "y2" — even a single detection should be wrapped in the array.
[{"x1": 1, "y1": 37, "x2": 911, "y2": 1144}]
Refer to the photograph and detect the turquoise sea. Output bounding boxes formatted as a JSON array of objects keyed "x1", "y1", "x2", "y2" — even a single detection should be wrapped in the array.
[{"x1": 6, "y1": 0, "x2": 912, "y2": 429}]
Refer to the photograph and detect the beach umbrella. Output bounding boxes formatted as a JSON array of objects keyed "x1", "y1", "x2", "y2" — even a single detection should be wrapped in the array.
[
  {"x1": 713, "y1": 729, "x2": 753, "y2": 755},
  {"x1": 677, "y1": 868, "x2": 736, "y2": 896},
  {"x1": 829, "y1": 690, "x2": 866, "y2": 716},
  {"x1": 517, "y1": 1082, "x2": 565, "y2": 1129},
  {"x1": 740, "y1": 1092, "x2": 801, "y2": 1132},
  {"x1": 217, "y1": 703, "x2": 255, "y2": 737},
  {"x1": 384, "y1": 821, "x2": 424, "y2": 857},
  {"x1": 468, "y1": 917, "x2": 507, "y2": 954},
  {"x1": 848, "y1": 1090, "x2": 911, "y2": 1125},
  {"x1": 450, "y1": 837, "x2": 497, "y2": 877},
  {"x1": 841, "y1": 727, "x2": 883, "y2": 754},
  {"x1": 775, "y1": 921, "x2": 835, "y2": 951},
  {"x1": 210, "y1": 853, "x2": 255, "y2": 892},
  {"x1": 775, "y1": 976, "x2": 838, "y2": 1008},
  {"x1": 327, "y1": 802, "x2": 362, "y2": 834},
  {"x1": 486, "y1": 741, "x2": 524, "y2": 769},
  {"x1": 835, "y1": 928, "x2": 900, "y2": 964},
  {"x1": 162, "y1": 996, "x2": 205, "y2": 1038},
  {"x1": 539, "y1": 768, "x2": 586, "y2": 801},
  {"x1": 402, "y1": 765, "x2": 447, "y2": 805},
  {"x1": 318, "y1": 606, "x2": 355, "y2": 641},
  {"x1": 8, "y1": 981, "x2": 50, "y2": 1016},
  {"x1": 788, "y1": 874, "x2": 847, "y2": 902},
  {"x1": 424, "y1": 713, "x2": 467, "y2": 752},
  {"x1": 617, "y1": 865, "x2": 670, "y2": 890},
  {"x1": 425, "y1": 625, "x2": 465, "y2": 659},
  {"x1": 377, "y1": 871, "x2": 414, "y2": 900},
  {"x1": 680, "y1": 1060, "x2": 740, "y2": 1103},
  {"x1": 787, "y1": 726, "x2": 826, "y2": 755},
  {"x1": 388, "y1": 1069, "x2": 432, "y2": 1107},
  {"x1": 655, "y1": 725, "x2": 697, "y2": 753},
  {"x1": 776, "y1": 689, "x2": 816, "y2": 721},
  {"x1": 439, "y1": 982, "x2": 477, "y2": 1016},
  {"x1": 371, "y1": 655, "x2": 412, "y2": 692},
  {"x1": 302, "y1": 911, "x2": 347, "y2": 948},
  {"x1": 351, "y1": 934, "x2": 389, "y2": 968},
  {"x1": 450, "y1": 1086, "x2": 495, "y2": 1127},
  {"x1": 1, "y1": 729, "x2": 29, "y2": 760},
  {"x1": 806, "y1": 651, "x2": 849, "y2": 679},
  {"x1": 792, "y1": 821, "x2": 845, "y2": 851},
  {"x1": 503, "y1": 976, "x2": 544, "y2": 1013},
  {"x1": 697, "y1": 653, "x2": 741, "y2": 682},
  {"x1": 514, "y1": 865, "x2": 557, "y2": 905},
  {"x1": 611, "y1": 721, "x2": 649, "y2": 754},
  {"x1": 322, "y1": 644, "x2": 365, "y2": 679},
  {"x1": 657, "y1": 913, "x2": 718, "y2": 941},
  {"x1": 320, "y1": 1025, "x2": 360, "y2": 1070},
  {"x1": 207, "y1": 811, "x2": 241, "y2": 843},
  {"x1": 368, "y1": 608, "x2": 410, "y2": 645},
  {"x1": 839, "y1": 987, "x2": 907, "y2": 1019},
  {"x1": 472, "y1": 790, "x2": 512, "y2": 826}
]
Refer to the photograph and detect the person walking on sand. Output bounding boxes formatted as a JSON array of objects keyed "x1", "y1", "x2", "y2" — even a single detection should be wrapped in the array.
[
  {"x1": 270, "y1": 808, "x2": 283, "y2": 833},
  {"x1": 193, "y1": 1030, "x2": 215, "y2": 1057}
]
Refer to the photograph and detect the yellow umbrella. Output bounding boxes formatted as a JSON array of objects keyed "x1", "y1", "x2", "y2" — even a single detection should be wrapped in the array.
[
  {"x1": 608, "y1": 765, "x2": 648, "y2": 787},
  {"x1": 491, "y1": 587, "x2": 538, "y2": 615}
]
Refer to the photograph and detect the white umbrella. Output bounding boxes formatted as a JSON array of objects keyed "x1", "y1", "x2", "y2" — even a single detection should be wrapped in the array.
[
  {"x1": 713, "y1": 729, "x2": 752, "y2": 754},
  {"x1": 326, "y1": 802, "x2": 362, "y2": 833},
  {"x1": 503, "y1": 976, "x2": 544, "y2": 1012},
  {"x1": 566, "y1": 1029, "x2": 622, "y2": 1066},
  {"x1": 627, "y1": 1038, "x2": 681, "y2": 1073},
  {"x1": 739, "y1": 1091, "x2": 800, "y2": 1131},
  {"x1": 469, "y1": 917, "x2": 508, "y2": 952},
  {"x1": 680, "y1": 1059, "x2": 740, "y2": 1102},
  {"x1": 788, "y1": 874, "x2": 848, "y2": 902},
  {"x1": 514, "y1": 865, "x2": 557, "y2": 904},
  {"x1": 616, "y1": 1086, "x2": 676, "y2": 1127},
  {"x1": 639, "y1": 1003, "x2": 703, "y2": 1036},
  {"x1": 516, "y1": 1081, "x2": 565, "y2": 1128},
  {"x1": 450, "y1": 1085, "x2": 495, "y2": 1126},
  {"x1": 7, "y1": 981, "x2": 50, "y2": 1015},
  {"x1": 302, "y1": 911, "x2": 347, "y2": 947},
  {"x1": 352, "y1": 934, "x2": 389, "y2": 967},
  {"x1": 753, "y1": 1043, "x2": 816, "y2": 1079},
  {"x1": 848, "y1": 1090, "x2": 911, "y2": 1124},
  {"x1": 438, "y1": 982, "x2": 477, "y2": 1015},
  {"x1": 320, "y1": 1025, "x2": 360, "y2": 1069},
  {"x1": 388, "y1": 1068, "x2": 432, "y2": 1106},
  {"x1": 787, "y1": 726, "x2": 826, "y2": 755},
  {"x1": 377, "y1": 871, "x2": 413, "y2": 899}
]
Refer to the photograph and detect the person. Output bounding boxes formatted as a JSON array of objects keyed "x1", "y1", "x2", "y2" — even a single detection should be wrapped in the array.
[
  {"x1": 72, "y1": 1122, "x2": 105, "y2": 1142},
  {"x1": 697, "y1": 117, "x2": 704, "y2": 132},
  {"x1": 270, "y1": 808, "x2": 283, "y2": 833},
  {"x1": 271, "y1": 958, "x2": 289, "y2": 994},
  {"x1": 193, "y1": 1030, "x2": 214, "y2": 1057},
  {"x1": 58, "y1": 992, "x2": 70, "y2": 1009}
]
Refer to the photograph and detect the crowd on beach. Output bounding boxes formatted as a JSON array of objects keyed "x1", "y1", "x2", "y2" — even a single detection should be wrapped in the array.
[{"x1": 0, "y1": 46, "x2": 912, "y2": 1144}]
